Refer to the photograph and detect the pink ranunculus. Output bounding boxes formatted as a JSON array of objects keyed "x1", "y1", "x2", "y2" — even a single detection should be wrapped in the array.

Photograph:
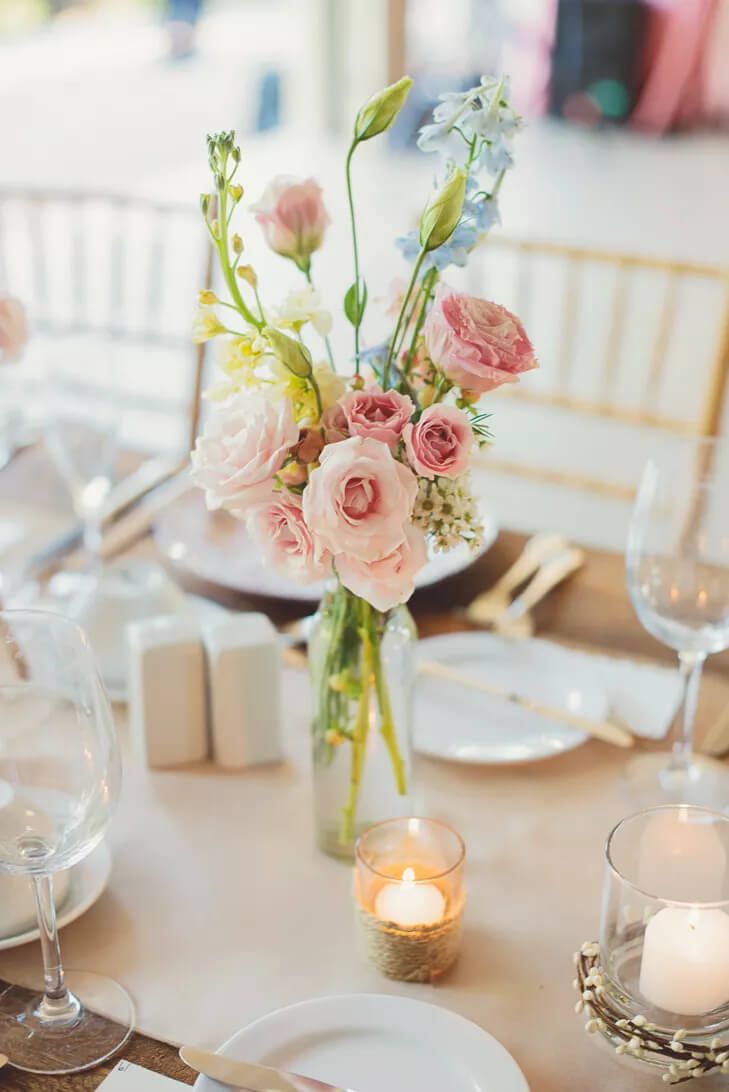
[
  {"x1": 424, "y1": 284, "x2": 537, "y2": 394},
  {"x1": 247, "y1": 491, "x2": 331, "y2": 584},
  {"x1": 403, "y1": 404, "x2": 472, "y2": 480},
  {"x1": 320, "y1": 403, "x2": 349, "y2": 445},
  {"x1": 339, "y1": 384, "x2": 414, "y2": 447},
  {"x1": 191, "y1": 391, "x2": 298, "y2": 514},
  {"x1": 251, "y1": 176, "x2": 329, "y2": 266},
  {"x1": 336, "y1": 524, "x2": 428, "y2": 612},
  {"x1": 303, "y1": 435, "x2": 417, "y2": 563},
  {"x1": 0, "y1": 297, "x2": 28, "y2": 363}
]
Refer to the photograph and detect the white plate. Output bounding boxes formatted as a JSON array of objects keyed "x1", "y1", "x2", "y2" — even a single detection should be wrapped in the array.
[
  {"x1": 415, "y1": 632, "x2": 609, "y2": 764},
  {"x1": 0, "y1": 840, "x2": 111, "y2": 951},
  {"x1": 195, "y1": 994, "x2": 528, "y2": 1092},
  {"x1": 155, "y1": 491, "x2": 497, "y2": 603}
]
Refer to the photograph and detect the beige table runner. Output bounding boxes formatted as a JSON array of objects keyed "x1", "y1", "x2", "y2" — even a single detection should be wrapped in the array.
[{"x1": 0, "y1": 667, "x2": 715, "y2": 1092}]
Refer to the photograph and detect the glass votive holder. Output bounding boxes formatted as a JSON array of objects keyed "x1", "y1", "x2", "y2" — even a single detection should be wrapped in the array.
[{"x1": 354, "y1": 816, "x2": 465, "y2": 983}]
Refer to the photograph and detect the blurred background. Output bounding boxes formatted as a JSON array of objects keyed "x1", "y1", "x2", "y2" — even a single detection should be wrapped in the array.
[{"x1": 2, "y1": 0, "x2": 729, "y2": 551}]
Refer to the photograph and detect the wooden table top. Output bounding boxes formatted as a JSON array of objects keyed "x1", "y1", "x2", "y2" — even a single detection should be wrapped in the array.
[{"x1": 1, "y1": 448, "x2": 728, "y2": 1091}]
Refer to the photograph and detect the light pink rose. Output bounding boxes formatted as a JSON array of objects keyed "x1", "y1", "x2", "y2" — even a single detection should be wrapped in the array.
[
  {"x1": 0, "y1": 297, "x2": 28, "y2": 363},
  {"x1": 339, "y1": 384, "x2": 414, "y2": 447},
  {"x1": 303, "y1": 436, "x2": 417, "y2": 563},
  {"x1": 424, "y1": 284, "x2": 536, "y2": 394},
  {"x1": 403, "y1": 404, "x2": 472, "y2": 480},
  {"x1": 191, "y1": 392, "x2": 298, "y2": 514},
  {"x1": 251, "y1": 176, "x2": 329, "y2": 266},
  {"x1": 247, "y1": 491, "x2": 331, "y2": 584},
  {"x1": 336, "y1": 524, "x2": 428, "y2": 612}
]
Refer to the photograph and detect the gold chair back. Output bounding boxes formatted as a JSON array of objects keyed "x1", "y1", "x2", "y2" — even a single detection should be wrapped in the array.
[
  {"x1": 467, "y1": 236, "x2": 729, "y2": 500},
  {"x1": 0, "y1": 188, "x2": 213, "y2": 452}
]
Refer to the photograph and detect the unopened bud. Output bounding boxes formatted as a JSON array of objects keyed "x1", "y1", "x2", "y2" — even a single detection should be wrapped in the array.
[
  {"x1": 354, "y1": 76, "x2": 413, "y2": 142},
  {"x1": 237, "y1": 264, "x2": 257, "y2": 286},
  {"x1": 200, "y1": 193, "x2": 210, "y2": 216},
  {"x1": 420, "y1": 169, "x2": 466, "y2": 252},
  {"x1": 198, "y1": 289, "x2": 218, "y2": 305},
  {"x1": 229, "y1": 183, "x2": 243, "y2": 203},
  {"x1": 232, "y1": 234, "x2": 244, "y2": 255}
]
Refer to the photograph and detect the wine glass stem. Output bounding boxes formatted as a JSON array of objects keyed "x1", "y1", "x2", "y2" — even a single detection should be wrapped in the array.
[
  {"x1": 31, "y1": 873, "x2": 76, "y2": 1020},
  {"x1": 672, "y1": 650, "x2": 707, "y2": 770},
  {"x1": 82, "y1": 507, "x2": 103, "y2": 571}
]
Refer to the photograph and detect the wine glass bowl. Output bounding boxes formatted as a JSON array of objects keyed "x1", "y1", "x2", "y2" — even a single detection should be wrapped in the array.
[
  {"x1": 0, "y1": 610, "x2": 132, "y2": 1073},
  {"x1": 625, "y1": 441, "x2": 729, "y2": 808}
]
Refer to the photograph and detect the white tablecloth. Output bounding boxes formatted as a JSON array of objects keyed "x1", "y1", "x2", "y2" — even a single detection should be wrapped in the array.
[{"x1": 0, "y1": 667, "x2": 693, "y2": 1091}]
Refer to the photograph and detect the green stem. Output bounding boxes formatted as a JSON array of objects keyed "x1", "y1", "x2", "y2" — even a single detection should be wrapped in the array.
[
  {"x1": 214, "y1": 157, "x2": 262, "y2": 331},
  {"x1": 345, "y1": 141, "x2": 363, "y2": 373},
  {"x1": 340, "y1": 599, "x2": 373, "y2": 844},
  {"x1": 372, "y1": 626, "x2": 407, "y2": 796},
  {"x1": 402, "y1": 266, "x2": 438, "y2": 378},
  {"x1": 304, "y1": 266, "x2": 335, "y2": 372},
  {"x1": 382, "y1": 247, "x2": 426, "y2": 390}
]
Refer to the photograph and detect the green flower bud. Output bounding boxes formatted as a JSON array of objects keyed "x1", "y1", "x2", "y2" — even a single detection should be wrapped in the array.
[
  {"x1": 419, "y1": 169, "x2": 467, "y2": 252},
  {"x1": 214, "y1": 172, "x2": 225, "y2": 191},
  {"x1": 231, "y1": 146, "x2": 241, "y2": 163},
  {"x1": 265, "y1": 327, "x2": 312, "y2": 379},
  {"x1": 232, "y1": 233, "x2": 244, "y2": 255},
  {"x1": 354, "y1": 76, "x2": 413, "y2": 142},
  {"x1": 200, "y1": 193, "x2": 210, "y2": 216},
  {"x1": 229, "y1": 184, "x2": 243, "y2": 203}
]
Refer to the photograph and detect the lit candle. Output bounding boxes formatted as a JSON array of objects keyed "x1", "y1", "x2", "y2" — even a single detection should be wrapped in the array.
[
  {"x1": 639, "y1": 907, "x2": 729, "y2": 1015},
  {"x1": 374, "y1": 867, "x2": 446, "y2": 927}
]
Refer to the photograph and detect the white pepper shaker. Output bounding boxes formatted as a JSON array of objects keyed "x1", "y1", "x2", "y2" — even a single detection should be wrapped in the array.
[
  {"x1": 126, "y1": 615, "x2": 208, "y2": 768},
  {"x1": 202, "y1": 613, "x2": 282, "y2": 769}
]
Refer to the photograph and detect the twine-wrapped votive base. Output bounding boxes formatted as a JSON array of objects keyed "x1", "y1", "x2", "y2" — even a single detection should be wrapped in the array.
[
  {"x1": 355, "y1": 882, "x2": 463, "y2": 983},
  {"x1": 354, "y1": 817, "x2": 466, "y2": 983}
]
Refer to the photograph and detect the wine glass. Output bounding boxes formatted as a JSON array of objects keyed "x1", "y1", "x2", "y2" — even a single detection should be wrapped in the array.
[
  {"x1": 44, "y1": 336, "x2": 120, "y2": 588},
  {"x1": 0, "y1": 610, "x2": 134, "y2": 1073},
  {"x1": 625, "y1": 438, "x2": 729, "y2": 808}
]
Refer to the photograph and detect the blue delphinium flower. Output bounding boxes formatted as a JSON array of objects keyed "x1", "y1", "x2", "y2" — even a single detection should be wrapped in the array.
[{"x1": 417, "y1": 75, "x2": 522, "y2": 169}]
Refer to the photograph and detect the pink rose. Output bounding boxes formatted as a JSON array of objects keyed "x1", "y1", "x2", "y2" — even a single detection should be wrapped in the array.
[
  {"x1": 339, "y1": 385, "x2": 414, "y2": 447},
  {"x1": 303, "y1": 436, "x2": 417, "y2": 563},
  {"x1": 251, "y1": 176, "x2": 329, "y2": 267},
  {"x1": 247, "y1": 491, "x2": 331, "y2": 584},
  {"x1": 191, "y1": 392, "x2": 298, "y2": 514},
  {"x1": 0, "y1": 297, "x2": 28, "y2": 363},
  {"x1": 337, "y1": 524, "x2": 428, "y2": 612},
  {"x1": 320, "y1": 403, "x2": 349, "y2": 444},
  {"x1": 403, "y1": 404, "x2": 472, "y2": 480},
  {"x1": 424, "y1": 284, "x2": 536, "y2": 394}
]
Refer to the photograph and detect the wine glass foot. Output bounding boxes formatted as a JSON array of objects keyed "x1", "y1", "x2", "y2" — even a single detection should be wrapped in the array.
[
  {"x1": 0, "y1": 970, "x2": 134, "y2": 1074},
  {"x1": 621, "y1": 751, "x2": 729, "y2": 811}
]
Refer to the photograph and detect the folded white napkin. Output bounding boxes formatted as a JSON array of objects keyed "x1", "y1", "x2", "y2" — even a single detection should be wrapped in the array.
[{"x1": 528, "y1": 637, "x2": 682, "y2": 740}]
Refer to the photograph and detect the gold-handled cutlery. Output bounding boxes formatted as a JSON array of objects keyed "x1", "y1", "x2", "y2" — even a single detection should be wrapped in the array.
[
  {"x1": 464, "y1": 531, "x2": 568, "y2": 627},
  {"x1": 418, "y1": 659, "x2": 633, "y2": 748},
  {"x1": 492, "y1": 546, "x2": 585, "y2": 639},
  {"x1": 180, "y1": 1044, "x2": 355, "y2": 1092}
]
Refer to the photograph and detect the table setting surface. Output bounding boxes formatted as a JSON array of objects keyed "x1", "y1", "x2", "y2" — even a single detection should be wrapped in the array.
[{"x1": 2, "y1": 462, "x2": 729, "y2": 1092}]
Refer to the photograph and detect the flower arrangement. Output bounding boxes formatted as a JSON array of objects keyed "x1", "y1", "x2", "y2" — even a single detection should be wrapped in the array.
[{"x1": 191, "y1": 74, "x2": 537, "y2": 853}]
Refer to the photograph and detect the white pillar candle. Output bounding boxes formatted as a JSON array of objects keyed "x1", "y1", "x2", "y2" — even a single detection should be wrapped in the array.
[
  {"x1": 374, "y1": 868, "x2": 446, "y2": 927},
  {"x1": 639, "y1": 907, "x2": 729, "y2": 1015}
]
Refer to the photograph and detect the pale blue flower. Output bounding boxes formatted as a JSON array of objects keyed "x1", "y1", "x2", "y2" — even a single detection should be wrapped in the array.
[{"x1": 417, "y1": 75, "x2": 522, "y2": 174}]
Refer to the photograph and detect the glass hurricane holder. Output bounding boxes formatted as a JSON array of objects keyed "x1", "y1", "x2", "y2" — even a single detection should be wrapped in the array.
[
  {"x1": 308, "y1": 583, "x2": 415, "y2": 859},
  {"x1": 354, "y1": 817, "x2": 465, "y2": 983},
  {"x1": 575, "y1": 807, "x2": 729, "y2": 1084}
]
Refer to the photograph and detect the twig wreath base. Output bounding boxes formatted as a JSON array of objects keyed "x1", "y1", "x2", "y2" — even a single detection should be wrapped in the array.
[
  {"x1": 356, "y1": 902, "x2": 463, "y2": 983},
  {"x1": 574, "y1": 942, "x2": 729, "y2": 1085}
]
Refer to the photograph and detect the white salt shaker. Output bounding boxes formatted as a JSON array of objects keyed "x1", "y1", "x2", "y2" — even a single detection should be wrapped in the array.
[
  {"x1": 127, "y1": 615, "x2": 208, "y2": 768},
  {"x1": 203, "y1": 613, "x2": 282, "y2": 769}
]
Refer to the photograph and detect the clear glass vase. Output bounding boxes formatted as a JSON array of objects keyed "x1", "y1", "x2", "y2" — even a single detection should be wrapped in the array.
[{"x1": 308, "y1": 582, "x2": 415, "y2": 859}]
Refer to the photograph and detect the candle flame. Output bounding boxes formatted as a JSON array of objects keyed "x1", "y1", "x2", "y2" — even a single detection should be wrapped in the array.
[{"x1": 402, "y1": 867, "x2": 416, "y2": 884}]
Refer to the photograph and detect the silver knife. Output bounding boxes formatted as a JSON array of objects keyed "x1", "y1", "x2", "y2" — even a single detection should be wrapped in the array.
[{"x1": 179, "y1": 1045, "x2": 356, "y2": 1092}]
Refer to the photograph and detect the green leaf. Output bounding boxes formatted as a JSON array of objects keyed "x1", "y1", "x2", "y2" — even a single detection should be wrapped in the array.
[{"x1": 343, "y1": 279, "x2": 367, "y2": 327}]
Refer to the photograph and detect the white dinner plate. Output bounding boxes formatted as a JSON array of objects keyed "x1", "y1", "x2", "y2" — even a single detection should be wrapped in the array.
[
  {"x1": 195, "y1": 994, "x2": 528, "y2": 1092},
  {"x1": 154, "y1": 491, "x2": 497, "y2": 603},
  {"x1": 0, "y1": 840, "x2": 111, "y2": 951},
  {"x1": 415, "y1": 632, "x2": 609, "y2": 764}
]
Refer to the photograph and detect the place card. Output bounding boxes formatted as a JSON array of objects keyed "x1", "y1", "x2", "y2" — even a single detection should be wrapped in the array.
[{"x1": 99, "y1": 1060, "x2": 188, "y2": 1091}]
